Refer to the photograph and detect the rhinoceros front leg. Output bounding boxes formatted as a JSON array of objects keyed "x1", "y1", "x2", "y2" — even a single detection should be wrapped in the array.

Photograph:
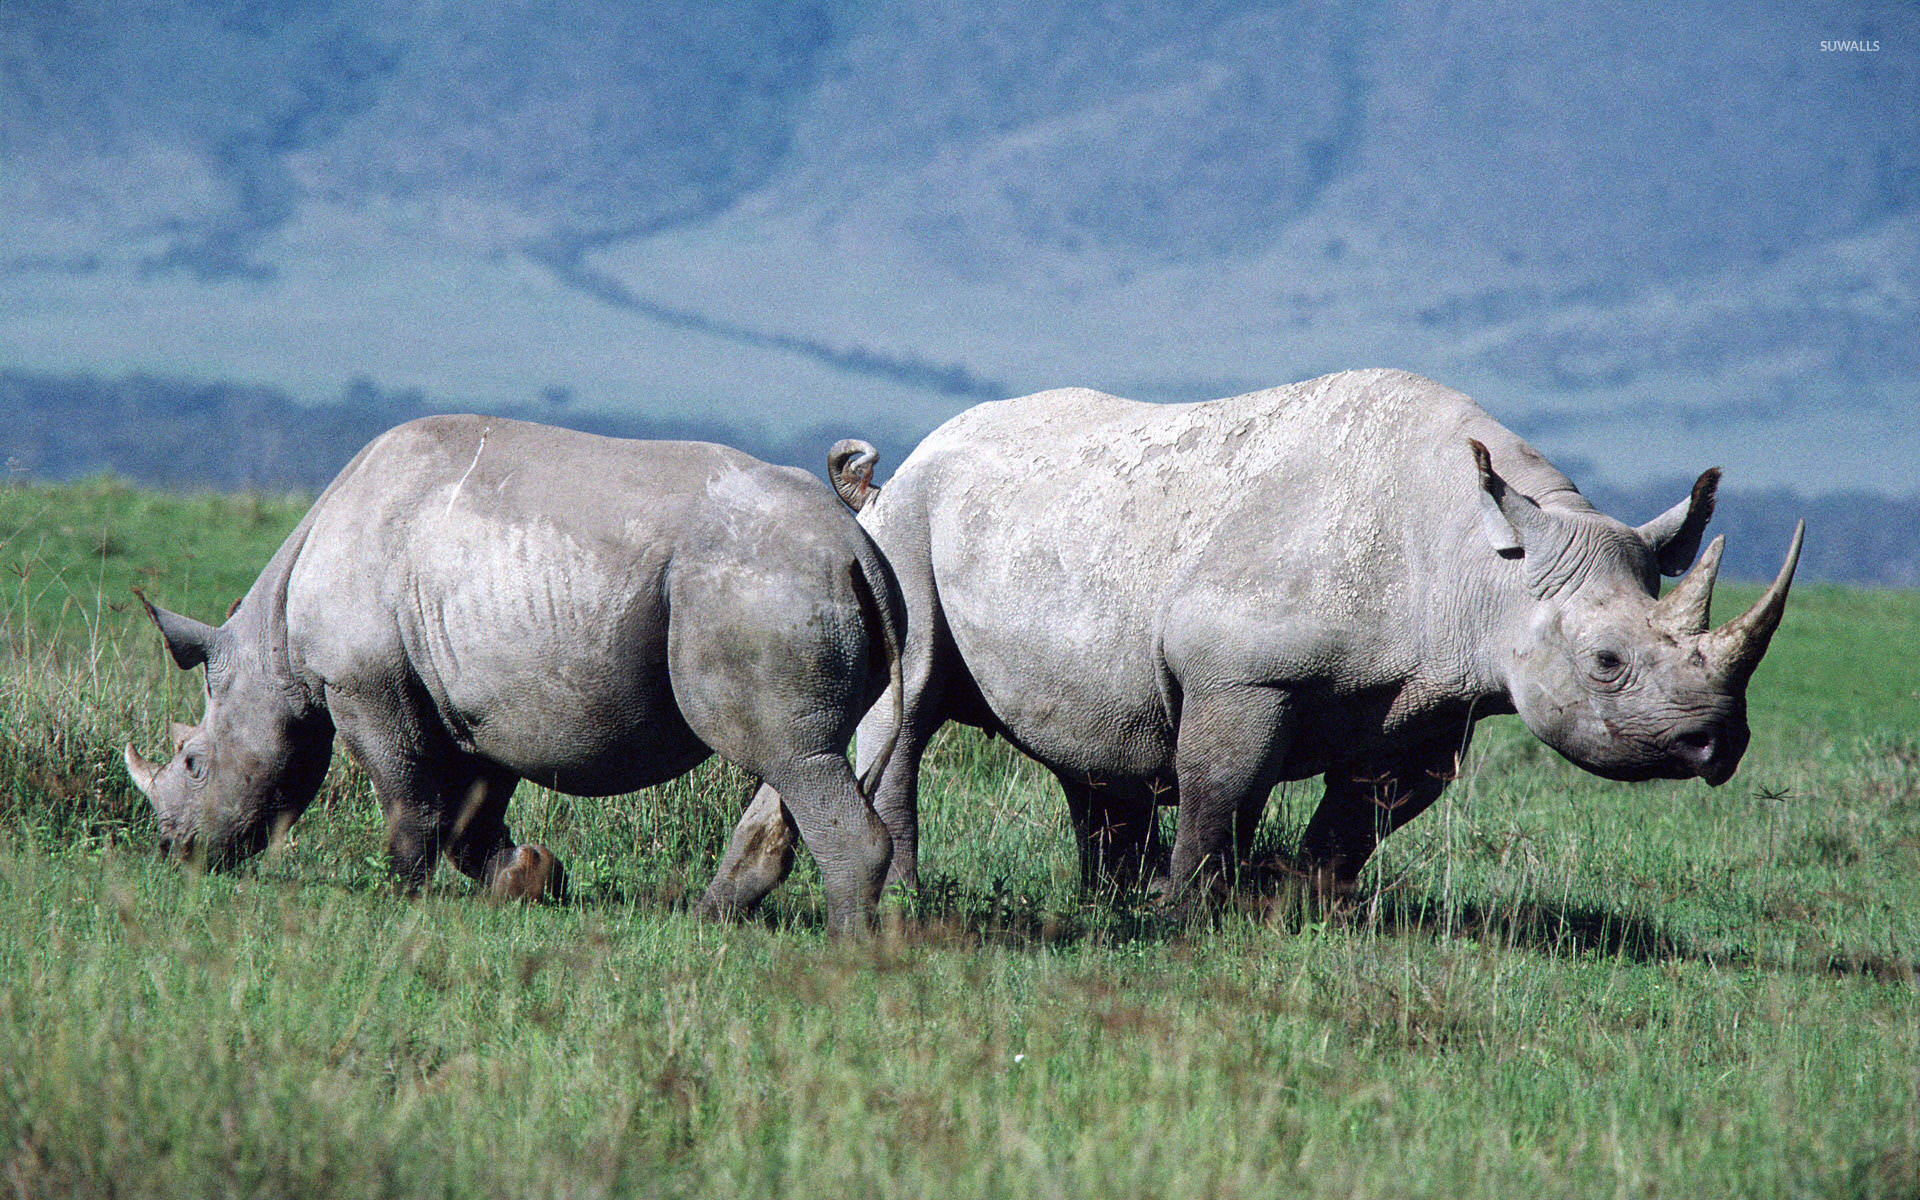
[
  {"x1": 329, "y1": 690, "x2": 565, "y2": 901},
  {"x1": 1054, "y1": 772, "x2": 1168, "y2": 893},
  {"x1": 1166, "y1": 685, "x2": 1296, "y2": 904},
  {"x1": 441, "y1": 764, "x2": 566, "y2": 902},
  {"x1": 1295, "y1": 729, "x2": 1472, "y2": 896},
  {"x1": 381, "y1": 759, "x2": 564, "y2": 902}
]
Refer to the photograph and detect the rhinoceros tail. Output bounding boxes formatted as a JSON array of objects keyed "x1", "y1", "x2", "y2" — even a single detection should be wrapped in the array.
[
  {"x1": 828, "y1": 439, "x2": 881, "y2": 513},
  {"x1": 849, "y1": 555, "x2": 904, "y2": 798}
]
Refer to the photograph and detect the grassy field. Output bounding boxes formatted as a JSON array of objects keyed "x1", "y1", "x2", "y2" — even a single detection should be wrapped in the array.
[{"x1": 2, "y1": 477, "x2": 1917, "y2": 1199}]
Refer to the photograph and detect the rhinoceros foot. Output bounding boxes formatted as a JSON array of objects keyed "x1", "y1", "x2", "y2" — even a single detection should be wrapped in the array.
[{"x1": 489, "y1": 844, "x2": 567, "y2": 903}]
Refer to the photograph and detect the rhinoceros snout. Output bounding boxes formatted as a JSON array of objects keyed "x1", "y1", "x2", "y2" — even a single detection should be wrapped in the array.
[{"x1": 1666, "y1": 722, "x2": 1745, "y2": 786}]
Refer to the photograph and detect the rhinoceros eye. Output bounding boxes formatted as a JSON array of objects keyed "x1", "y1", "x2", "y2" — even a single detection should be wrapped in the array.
[
  {"x1": 183, "y1": 752, "x2": 207, "y2": 782},
  {"x1": 1588, "y1": 648, "x2": 1628, "y2": 685}
]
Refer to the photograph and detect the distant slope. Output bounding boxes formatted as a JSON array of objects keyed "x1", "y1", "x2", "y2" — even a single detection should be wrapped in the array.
[{"x1": 2, "y1": 1, "x2": 1916, "y2": 491}]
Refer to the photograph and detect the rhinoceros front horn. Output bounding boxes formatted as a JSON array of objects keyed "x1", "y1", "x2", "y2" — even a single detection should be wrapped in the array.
[
  {"x1": 124, "y1": 744, "x2": 160, "y2": 797},
  {"x1": 1651, "y1": 535, "x2": 1725, "y2": 636},
  {"x1": 1705, "y1": 520, "x2": 1805, "y2": 687}
]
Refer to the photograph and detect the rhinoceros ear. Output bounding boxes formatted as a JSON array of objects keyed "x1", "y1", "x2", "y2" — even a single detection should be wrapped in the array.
[
  {"x1": 1635, "y1": 468, "x2": 1720, "y2": 576},
  {"x1": 134, "y1": 588, "x2": 219, "y2": 671},
  {"x1": 1469, "y1": 439, "x2": 1545, "y2": 556}
]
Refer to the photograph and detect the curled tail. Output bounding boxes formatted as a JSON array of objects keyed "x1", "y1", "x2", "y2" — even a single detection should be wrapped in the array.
[
  {"x1": 828, "y1": 439, "x2": 881, "y2": 512},
  {"x1": 848, "y1": 553, "x2": 904, "y2": 797}
]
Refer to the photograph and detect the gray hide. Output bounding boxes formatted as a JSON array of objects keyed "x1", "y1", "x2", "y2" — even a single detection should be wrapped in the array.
[
  {"x1": 124, "y1": 415, "x2": 903, "y2": 934},
  {"x1": 715, "y1": 368, "x2": 1803, "y2": 902}
]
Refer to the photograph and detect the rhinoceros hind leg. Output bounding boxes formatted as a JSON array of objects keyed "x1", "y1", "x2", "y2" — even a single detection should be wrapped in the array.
[
  {"x1": 758, "y1": 757, "x2": 892, "y2": 937},
  {"x1": 854, "y1": 502, "x2": 982, "y2": 894},
  {"x1": 700, "y1": 782, "x2": 797, "y2": 920},
  {"x1": 862, "y1": 701, "x2": 928, "y2": 892},
  {"x1": 668, "y1": 563, "x2": 893, "y2": 934}
]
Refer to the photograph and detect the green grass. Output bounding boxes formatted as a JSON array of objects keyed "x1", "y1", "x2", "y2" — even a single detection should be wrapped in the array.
[{"x1": 3, "y1": 478, "x2": 1917, "y2": 1198}]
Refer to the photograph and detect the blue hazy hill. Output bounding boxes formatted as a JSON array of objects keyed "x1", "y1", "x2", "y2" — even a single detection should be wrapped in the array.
[{"x1": 2, "y1": 1, "x2": 1916, "y2": 498}]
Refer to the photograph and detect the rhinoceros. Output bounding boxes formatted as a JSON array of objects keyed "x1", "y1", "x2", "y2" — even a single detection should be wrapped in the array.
[
  {"x1": 124, "y1": 415, "x2": 903, "y2": 934},
  {"x1": 715, "y1": 368, "x2": 1803, "y2": 902}
]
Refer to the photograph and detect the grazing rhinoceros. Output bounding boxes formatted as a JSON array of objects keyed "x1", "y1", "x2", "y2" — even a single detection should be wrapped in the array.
[
  {"x1": 124, "y1": 415, "x2": 902, "y2": 934},
  {"x1": 715, "y1": 368, "x2": 1803, "y2": 903}
]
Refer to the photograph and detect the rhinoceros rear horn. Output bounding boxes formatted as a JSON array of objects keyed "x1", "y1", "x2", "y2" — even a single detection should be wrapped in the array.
[
  {"x1": 134, "y1": 587, "x2": 219, "y2": 670},
  {"x1": 1650, "y1": 535, "x2": 1724, "y2": 636},
  {"x1": 1705, "y1": 520, "x2": 1805, "y2": 687}
]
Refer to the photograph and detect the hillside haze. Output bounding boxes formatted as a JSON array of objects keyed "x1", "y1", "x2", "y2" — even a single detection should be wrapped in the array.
[{"x1": 3, "y1": 1, "x2": 1917, "y2": 498}]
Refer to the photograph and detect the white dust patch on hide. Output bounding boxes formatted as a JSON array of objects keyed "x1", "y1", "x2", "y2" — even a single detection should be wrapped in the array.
[
  {"x1": 925, "y1": 370, "x2": 1456, "y2": 629},
  {"x1": 445, "y1": 425, "x2": 491, "y2": 515}
]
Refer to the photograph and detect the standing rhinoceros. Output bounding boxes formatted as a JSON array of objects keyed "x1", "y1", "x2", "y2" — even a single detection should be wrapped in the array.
[
  {"x1": 124, "y1": 415, "x2": 902, "y2": 934},
  {"x1": 715, "y1": 368, "x2": 1803, "y2": 903}
]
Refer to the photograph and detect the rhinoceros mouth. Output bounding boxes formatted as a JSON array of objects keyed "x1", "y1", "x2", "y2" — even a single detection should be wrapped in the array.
[
  {"x1": 1695, "y1": 757, "x2": 1738, "y2": 787},
  {"x1": 1579, "y1": 755, "x2": 1737, "y2": 787},
  {"x1": 193, "y1": 816, "x2": 281, "y2": 871},
  {"x1": 1592, "y1": 719, "x2": 1742, "y2": 787},
  {"x1": 154, "y1": 810, "x2": 266, "y2": 870},
  {"x1": 1579, "y1": 759, "x2": 1668, "y2": 784}
]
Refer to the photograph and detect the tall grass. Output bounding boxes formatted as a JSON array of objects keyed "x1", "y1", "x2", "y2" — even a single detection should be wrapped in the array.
[{"x1": 2, "y1": 479, "x2": 1917, "y2": 1198}]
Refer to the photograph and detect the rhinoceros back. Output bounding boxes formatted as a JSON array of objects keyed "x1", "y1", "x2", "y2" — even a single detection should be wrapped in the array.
[{"x1": 283, "y1": 416, "x2": 864, "y2": 792}]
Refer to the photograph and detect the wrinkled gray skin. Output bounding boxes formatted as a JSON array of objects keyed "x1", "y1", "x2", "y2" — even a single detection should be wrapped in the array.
[
  {"x1": 717, "y1": 368, "x2": 1804, "y2": 902},
  {"x1": 124, "y1": 416, "x2": 904, "y2": 934}
]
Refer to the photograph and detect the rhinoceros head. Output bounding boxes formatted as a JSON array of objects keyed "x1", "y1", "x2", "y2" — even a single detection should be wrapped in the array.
[
  {"x1": 1471, "y1": 440, "x2": 1802, "y2": 786},
  {"x1": 123, "y1": 592, "x2": 330, "y2": 869}
]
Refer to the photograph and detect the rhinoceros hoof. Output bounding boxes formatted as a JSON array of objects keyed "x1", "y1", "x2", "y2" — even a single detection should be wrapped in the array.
[
  {"x1": 695, "y1": 890, "x2": 739, "y2": 922},
  {"x1": 1308, "y1": 865, "x2": 1361, "y2": 905},
  {"x1": 1150, "y1": 880, "x2": 1226, "y2": 924},
  {"x1": 490, "y1": 844, "x2": 567, "y2": 903}
]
